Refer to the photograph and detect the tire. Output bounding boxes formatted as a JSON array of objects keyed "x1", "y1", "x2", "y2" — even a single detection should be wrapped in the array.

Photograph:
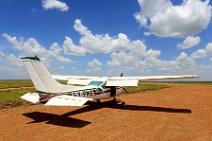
[{"x1": 121, "y1": 102, "x2": 126, "y2": 108}]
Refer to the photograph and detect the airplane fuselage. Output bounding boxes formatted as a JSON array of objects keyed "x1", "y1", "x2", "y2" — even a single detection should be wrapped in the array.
[
  {"x1": 38, "y1": 86, "x2": 124, "y2": 103},
  {"x1": 66, "y1": 86, "x2": 123, "y2": 99}
]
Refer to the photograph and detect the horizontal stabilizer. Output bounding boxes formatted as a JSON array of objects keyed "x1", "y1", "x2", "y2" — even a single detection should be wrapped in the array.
[
  {"x1": 21, "y1": 93, "x2": 40, "y2": 104},
  {"x1": 45, "y1": 95, "x2": 92, "y2": 106}
]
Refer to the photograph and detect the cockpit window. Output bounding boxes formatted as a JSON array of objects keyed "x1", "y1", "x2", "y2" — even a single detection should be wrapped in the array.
[{"x1": 88, "y1": 81, "x2": 104, "y2": 86}]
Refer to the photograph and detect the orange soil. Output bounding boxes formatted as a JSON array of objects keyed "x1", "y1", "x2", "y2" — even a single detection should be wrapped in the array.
[{"x1": 0, "y1": 84, "x2": 212, "y2": 141}]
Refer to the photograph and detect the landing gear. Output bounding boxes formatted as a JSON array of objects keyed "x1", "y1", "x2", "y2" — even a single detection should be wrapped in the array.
[
  {"x1": 96, "y1": 99, "x2": 101, "y2": 103},
  {"x1": 121, "y1": 102, "x2": 126, "y2": 108},
  {"x1": 113, "y1": 97, "x2": 119, "y2": 102},
  {"x1": 113, "y1": 97, "x2": 126, "y2": 108}
]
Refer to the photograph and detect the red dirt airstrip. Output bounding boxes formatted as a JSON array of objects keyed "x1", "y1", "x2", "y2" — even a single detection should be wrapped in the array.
[{"x1": 0, "y1": 83, "x2": 212, "y2": 141}]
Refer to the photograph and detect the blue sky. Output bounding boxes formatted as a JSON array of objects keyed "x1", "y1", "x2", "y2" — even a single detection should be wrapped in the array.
[{"x1": 0, "y1": 0, "x2": 212, "y2": 80}]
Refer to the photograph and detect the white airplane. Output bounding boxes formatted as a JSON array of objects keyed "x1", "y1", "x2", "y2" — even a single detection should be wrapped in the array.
[{"x1": 20, "y1": 56, "x2": 198, "y2": 108}]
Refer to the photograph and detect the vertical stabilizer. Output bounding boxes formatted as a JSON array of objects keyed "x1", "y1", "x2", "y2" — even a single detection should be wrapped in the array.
[{"x1": 21, "y1": 56, "x2": 76, "y2": 93}]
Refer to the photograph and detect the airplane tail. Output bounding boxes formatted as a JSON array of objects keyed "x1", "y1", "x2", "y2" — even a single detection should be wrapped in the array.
[{"x1": 21, "y1": 56, "x2": 77, "y2": 93}]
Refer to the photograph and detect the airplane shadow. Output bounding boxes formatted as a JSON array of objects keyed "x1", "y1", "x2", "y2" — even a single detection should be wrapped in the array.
[
  {"x1": 23, "y1": 101, "x2": 191, "y2": 128},
  {"x1": 23, "y1": 112, "x2": 91, "y2": 128},
  {"x1": 62, "y1": 101, "x2": 192, "y2": 117}
]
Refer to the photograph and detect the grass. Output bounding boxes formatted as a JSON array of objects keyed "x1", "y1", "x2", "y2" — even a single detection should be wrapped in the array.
[
  {"x1": 0, "y1": 80, "x2": 33, "y2": 89},
  {"x1": 170, "y1": 81, "x2": 212, "y2": 85},
  {"x1": 0, "y1": 80, "x2": 35, "y2": 109},
  {"x1": 124, "y1": 83, "x2": 170, "y2": 94},
  {"x1": 0, "y1": 89, "x2": 35, "y2": 109}
]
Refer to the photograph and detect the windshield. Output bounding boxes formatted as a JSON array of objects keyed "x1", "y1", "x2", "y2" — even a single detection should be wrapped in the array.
[{"x1": 88, "y1": 81, "x2": 104, "y2": 86}]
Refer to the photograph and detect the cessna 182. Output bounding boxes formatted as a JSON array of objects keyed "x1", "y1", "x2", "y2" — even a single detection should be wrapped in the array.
[{"x1": 21, "y1": 56, "x2": 197, "y2": 108}]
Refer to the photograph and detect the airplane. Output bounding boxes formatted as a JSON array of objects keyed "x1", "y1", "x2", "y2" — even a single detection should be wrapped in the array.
[{"x1": 20, "y1": 56, "x2": 198, "y2": 108}]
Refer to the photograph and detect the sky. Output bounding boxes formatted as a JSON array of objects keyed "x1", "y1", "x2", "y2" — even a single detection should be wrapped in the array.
[{"x1": 0, "y1": 0, "x2": 212, "y2": 80}]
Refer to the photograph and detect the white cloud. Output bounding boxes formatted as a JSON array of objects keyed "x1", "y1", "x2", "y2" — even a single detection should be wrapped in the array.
[
  {"x1": 0, "y1": 53, "x2": 29, "y2": 79},
  {"x1": 177, "y1": 36, "x2": 201, "y2": 49},
  {"x1": 50, "y1": 42, "x2": 62, "y2": 54},
  {"x1": 74, "y1": 19, "x2": 130, "y2": 54},
  {"x1": 6, "y1": 54, "x2": 23, "y2": 67},
  {"x1": 63, "y1": 36, "x2": 86, "y2": 56},
  {"x1": 107, "y1": 50, "x2": 196, "y2": 76},
  {"x1": 205, "y1": 43, "x2": 212, "y2": 55},
  {"x1": 175, "y1": 52, "x2": 196, "y2": 68},
  {"x1": 64, "y1": 19, "x2": 147, "y2": 56},
  {"x1": 143, "y1": 32, "x2": 152, "y2": 36},
  {"x1": 135, "y1": 0, "x2": 212, "y2": 37},
  {"x1": 209, "y1": 58, "x2": 212, "y2": 62},
  {"x1": 135, "y1": 0, "x2": 171, "y2": 27},
  {"x1": 42, "y1": 0, "x2": 69, "y2": 12},
  {"x1": 87, "y1": 59, "x2": 102, "y2": 73},
  {"x1": 191, "y1": 49, "x2": 206, "y2": 59},
  {"x1": 145, "y1": 49, "x2": 161, "y2": 58},
  {"x1": 2, "y1": 33, "x2": 71, "y2": 63},
  {"x1": 191, "y1": 42, "x2": 212, "y2": 59},
  {"x1": 107, "y1": 52, "x2": 136, "y2": 67}
]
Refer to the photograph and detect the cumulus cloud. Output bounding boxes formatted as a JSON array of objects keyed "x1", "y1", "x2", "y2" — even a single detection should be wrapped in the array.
[
  {"x1": 190, "y1": 49, "x2": 206, "y2": 59},
  {"x1": 87, "y1": 59, "x2": 102, "y2": 73},
  {"x1": 106, "y1": 47, "x2": 197, "y2": 76},
  {"x1": 0, "y1": 53, "x2": 29, "y2": 79},
  {"x1": 175, "y1": 52, "x2": 196, "y2": 68},
  {"x1": 107, "y1": 52, "x2": 136, "y2": 67},
  {"x1": 42, "y1": 0, "x2": 69, "y2": 12},
  {"x1": 145, "y1": 49, "x2": 161, "y2": 58},
  {"x1": 205, "y1": 43, "x2": 212, "y2": 55},
  {"x1": 63, "y1": 36, "x2": 86, "y2": 56},
  {"x1": 191, "y1": 42, "x2": 212, "y2": 59},
  {"x1": 64, "y1": 19, "x2": 147, "y2": 56},
  {"x1": 135, "y1": 0, "x2": 212, "y2": 37},
  {"x1": 177, "y1": 36, "x2": 201, "y2": 49},
  {"x1": 2, "y1": 33, "x2": 71, "y2": 63}
]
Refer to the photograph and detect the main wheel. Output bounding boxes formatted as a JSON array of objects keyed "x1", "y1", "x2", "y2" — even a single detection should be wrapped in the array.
[
  {"x1": 121, "y1": 102, "x2": 126, "y2": 108},
  {"x1": 113, "y1": 97, "x2": 118, "y2": 102}
]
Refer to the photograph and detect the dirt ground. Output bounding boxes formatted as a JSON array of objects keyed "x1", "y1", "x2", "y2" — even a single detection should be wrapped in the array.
[
  {"x1": 0, "y1": 84, "x2": 212, "y2": 141},
  {"x1": 0, "y1": 86, "x2": 34, "y2": 91}
]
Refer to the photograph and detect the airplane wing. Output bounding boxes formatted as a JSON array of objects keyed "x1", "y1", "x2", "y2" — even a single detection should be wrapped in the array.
[
  {"x1": 52, "y1": 75, "x2": 99, "y2": 81},
  {"x1": 52, "y1": 75, "x2": 106, "y2": 85},
  {"x1": 106, "y1": 75, "x2": 198, "y2": 86},
  {"x1": 45, "y1": 95, "x2": 93, "y2": 106},
  {"x1": 52, "y1": 74, "x2": 197, "y2": 86}
]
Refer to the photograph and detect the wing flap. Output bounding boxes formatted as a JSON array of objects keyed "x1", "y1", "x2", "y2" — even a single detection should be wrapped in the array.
[
  {"x1": 45, "y1": 95, "x2": 92, "y2": 106},
  {"x1": 21, "y1": 93, "x2": 40, "y2": 104},
  {"x1": 106, "y1": 80, "x2": 139, "y2": 86}
]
